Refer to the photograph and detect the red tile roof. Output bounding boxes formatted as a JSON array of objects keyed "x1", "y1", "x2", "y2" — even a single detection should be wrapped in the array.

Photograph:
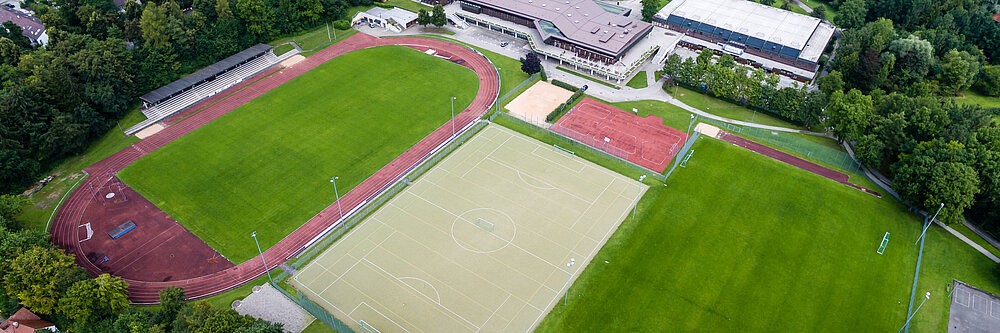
[
  {"x1": 0, "y1": 7, "x2": 46, "y2": 43},
  {"x1": 0, "y1": 308, "x2": 55, "y2": 333}
]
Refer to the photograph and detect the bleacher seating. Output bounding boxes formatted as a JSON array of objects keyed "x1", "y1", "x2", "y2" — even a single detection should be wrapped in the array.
[{"x1": 127, "y1": 52, "x2": 279, "y2": 135}]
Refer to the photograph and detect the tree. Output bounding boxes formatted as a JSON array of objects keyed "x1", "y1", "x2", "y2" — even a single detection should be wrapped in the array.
[
  {"x1": 153, "y1": 286, "x2": 186, "y2": 327},
  {"x1": 811, "y1": 5, "x2": 827, "y2": 20},
  {"x1": 0, "y1": 194, "x2": 27, "y2": 228},
  {"x1": 937, "y1": 49, "x2": 980, "y2": 95},
  {"x1": 826, "y1": 89, "x2": 873, "y2": 142},
  {"x1": 2, "y1": 247, "x2": 86, "y2": 314},
  {"x1": 892, "y1": 140, "x2": 981, "y2": 224},
  {"x1": 836, "y1": 0, "x2": 867, "y2": 30},
  {"x1": 235, "y1": 0, "x2": 273, "y2": 38},
  {"x1": 975, "y1": 65, "x2": 1000, "y2": 96},
  {"x1": 520, "y1": 52, "x2": 541, "y2": 75},
  {"x1": 818, "y1": 70, "x2": 845, "y2": 95},
  {"x1": 887, "y1": 35, "x2": 934, "y2": 85},
  {"x1": 431, "y1": 4, "x2": 447, "y2": 27},
  {"x1": 140, "y1": 3, "x2": 170, "y2": 48},
  {"x1": 59, "y1": 274, "x2": 130, "y2": 323},
  {"x1": 416, "y1": 9, "x2": 430, "y2": 27},
  {"x1": 641, "y1": 0, "x2": 659, "y2": 22}
]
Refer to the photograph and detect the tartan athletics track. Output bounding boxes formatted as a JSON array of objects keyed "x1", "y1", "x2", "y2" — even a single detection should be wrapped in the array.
[
  {"x1": 552, "y1": 98, "x2": 688, "y2": 173},
  {"x1": 49, "y1": 32, "x2": 501, "y2": 304}
]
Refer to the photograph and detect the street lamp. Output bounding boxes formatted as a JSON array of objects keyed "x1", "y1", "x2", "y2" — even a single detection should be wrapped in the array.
[
  {"x1": 251, "y1": 231, "x2": 273, "y2": 284},
  {"x1": 564, "y1": 258, "x2": 575, "y2": 305},
  {"x1": 450, "y1": 96, "x2": 457, "y2": 136},
  {"x1": 330, "y1": 176, "x2": 342, "y2": 218},
  {"x1": 897, "y1": 292, "x2": 931, "y2": 333},
  {"x1": 915, "y1": 203, "x2": 944, "y2": 244}
]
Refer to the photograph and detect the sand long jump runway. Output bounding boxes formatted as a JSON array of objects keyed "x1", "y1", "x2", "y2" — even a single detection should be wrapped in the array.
[{"x1": 291, "y1": 125, "x2": 647, "y2": 333}]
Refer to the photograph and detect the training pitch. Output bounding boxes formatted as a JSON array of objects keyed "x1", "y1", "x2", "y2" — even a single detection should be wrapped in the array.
[{"x1": 291, "y1": 124, "x2": 646, "y2": 332}]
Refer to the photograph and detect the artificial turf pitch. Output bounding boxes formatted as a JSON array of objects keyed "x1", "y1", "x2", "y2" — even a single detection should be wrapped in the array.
[
  {"x1": 118, "y1": 46, "x2": 479, "y2": 263},
  {"x1": 532, "y1": 137, "x2": 1000, "y2": 332}
]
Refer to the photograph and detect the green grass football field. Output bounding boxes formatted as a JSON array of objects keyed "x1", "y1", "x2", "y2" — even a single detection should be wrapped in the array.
[
  {"x1": 118, "y1": 45, "x2": 479, "y2": 263},
  {"x1": 531, "y1": 136, "x2": 1000, "y2": 332}
]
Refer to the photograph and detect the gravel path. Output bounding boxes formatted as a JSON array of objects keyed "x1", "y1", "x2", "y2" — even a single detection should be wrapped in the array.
[{"x1": 235, "y1": 283, "x2": 314, "y2": 333}]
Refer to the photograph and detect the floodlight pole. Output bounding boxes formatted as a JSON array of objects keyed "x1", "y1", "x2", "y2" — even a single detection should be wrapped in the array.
[
  {"x1": 897, "y1": 292, "x2": 931, "y2": 333},
  {"x1": 450, "y1": 96, "x2": 457, "y2": 136},
  {"x1": 330, "y1": 176, "x2": 343, "y2": 218},
  {"x1": 915, "y1": 203, "x2": 944, "y2": 244},
  {"x1": 564, "y1": 258, "x2": 575, "y2": 305},
  {"x1": 251, "y1": 231, "x2": 274, "y2": 284},
  {"x1": 686, "y1": 114, "x2": 697, "y2": 138}
]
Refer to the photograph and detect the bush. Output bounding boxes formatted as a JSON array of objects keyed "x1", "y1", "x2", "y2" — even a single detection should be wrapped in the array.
[
  {"x1": 333, "y1": 20, "x2": 350, "y2": 30},
  {"x1": 545, "y1": 87, "x2": 586, "y2": 122},
  {"x1": 551, "y1": 79, "x2": 577, "y2": 91},
  {"x1": 546, "y1": 103, "x2": 569, "y2": 122}
]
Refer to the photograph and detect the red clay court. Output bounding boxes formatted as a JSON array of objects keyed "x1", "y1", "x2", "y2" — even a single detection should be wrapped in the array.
[{"x1": 552, "y1": 97, "x2": 687, "y2": 173}]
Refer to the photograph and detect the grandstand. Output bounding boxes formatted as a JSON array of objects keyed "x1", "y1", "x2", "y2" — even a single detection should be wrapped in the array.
[{"x1": 126, "y1": 44, "x2": 281, "y2": 135}]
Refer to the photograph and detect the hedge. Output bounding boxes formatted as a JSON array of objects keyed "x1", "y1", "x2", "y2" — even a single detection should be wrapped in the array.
[
  {"x1": 545, "y1": 87, "x2": 586, "y2": 122},
  {"x1": 551, "y1": 79, "x2": 578, "y2": 91}
]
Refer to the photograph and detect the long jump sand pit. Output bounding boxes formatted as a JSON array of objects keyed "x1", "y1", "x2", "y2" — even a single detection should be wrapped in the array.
[
  {"x1": 505, "y1": 81, "x2": 574, "y2": 126},
  {"x1": 290, "y1": 124, "x2": 646, "y2": 332}
]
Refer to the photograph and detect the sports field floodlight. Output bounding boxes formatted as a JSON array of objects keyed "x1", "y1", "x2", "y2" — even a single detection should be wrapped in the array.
[
  {"x1": 897, "y1": 292, "x2": 931, "y2": 333},
  {"x1": 251, "y1": 231, "x2": 274, "y2": 285},
  {"x1": 915, "y1": 203, "x2": 944, "y2": 244},
  {"x1": 564, "y1": 258, "x2": 575, "y2": 305},
  {"x1": 330, "y1": 176, "x2": 343, "y2": 218},
  {"x1": 450, "y1": 97, "x2": 457, "y2": 136}
]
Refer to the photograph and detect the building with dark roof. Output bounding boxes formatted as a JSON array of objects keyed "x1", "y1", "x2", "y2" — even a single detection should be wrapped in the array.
[
  {"x1": 654, "y1": 0, "x2": 835, "y2": 74},
  {"x1": 0, "y1": 6, "x2": 47, "y2": 45},
  {"x1": 458, "y1": 0, "x2": 652, "y2": 65}
]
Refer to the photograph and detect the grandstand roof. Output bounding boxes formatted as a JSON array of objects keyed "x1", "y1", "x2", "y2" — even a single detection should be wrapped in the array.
[
  {"x1": 140, "y1": 44, "x2": 273, "y2": 104},
  {"x1": 462, "y1": 0, "x2": 651, "y2": 56},
  {"x1": 655, "y1": 0, "x2": 827, "y2": 52}
]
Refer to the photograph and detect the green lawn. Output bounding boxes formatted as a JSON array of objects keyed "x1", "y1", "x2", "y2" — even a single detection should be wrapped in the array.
[
  {"x1": 801, "y1": 0, "x2": 837, "y2": 20},
  {"x1": 118, "y1": 46, "x2": 479, "y2": 263},
  {"x1": 666, "y1": 85, "x2": 805, "y2": 130},
  {"x1": 626, "y1": 71, "x2": 648, "y2": 89},
  {"x1": 267, "y1": 24, "x2": 355, "y2": 56},
  {"x1": 956, "y1": 89, "x2": 1000, "y2": 109},
  {"x1": 535, "y1": 137, "x2": 1000, "y2": 332},
  {"x1": 300, "y1": 320, "x2": 335, "y2": 333},
  {"x1": 771, "y1": 0, "x2": 811, "y2": 15}
]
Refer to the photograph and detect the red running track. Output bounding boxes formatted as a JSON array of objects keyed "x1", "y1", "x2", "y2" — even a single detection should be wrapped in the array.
[
  {"x1": 716, "y1": 131, "x2": 882, "y2": 197},
  {"x1": 49, "y1": 32, "x2": 500, "y2": 304}
]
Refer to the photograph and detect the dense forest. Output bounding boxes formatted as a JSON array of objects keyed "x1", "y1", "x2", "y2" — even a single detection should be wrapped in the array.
[
  {"x1": 663, "y1": 0, "x2": 1000, "y2": 230},
  {"x1": 0, "y1": 0, "x2": 376, "y2": 194}
]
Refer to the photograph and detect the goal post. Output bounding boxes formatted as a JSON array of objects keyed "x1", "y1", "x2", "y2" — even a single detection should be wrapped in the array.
[
  {"x1": 358, "y1": 320, "x2": 382, "y2": 333},
  {"x1": 552, "y1": 144, "x2": 575, "y2": 156},
  {"x1": 877, "y1": 232, "x2": 890, "y2": 255}
]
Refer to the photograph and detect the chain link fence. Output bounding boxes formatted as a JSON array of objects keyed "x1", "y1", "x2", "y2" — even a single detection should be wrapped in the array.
[
  {"x1": 270, "y1": 282, "x2": 356, "y2": 333},
  {"x1": 699, "y1": 118, "x2": 865, "y2": 176}
]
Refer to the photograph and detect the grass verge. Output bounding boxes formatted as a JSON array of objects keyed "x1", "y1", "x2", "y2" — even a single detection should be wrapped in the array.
[
  {"x1": 626, "y1": 71, "x2": 648, "y2": 89},
  {"x1": 665, "y1": 85, "x2": 804, "y2": 130}
]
